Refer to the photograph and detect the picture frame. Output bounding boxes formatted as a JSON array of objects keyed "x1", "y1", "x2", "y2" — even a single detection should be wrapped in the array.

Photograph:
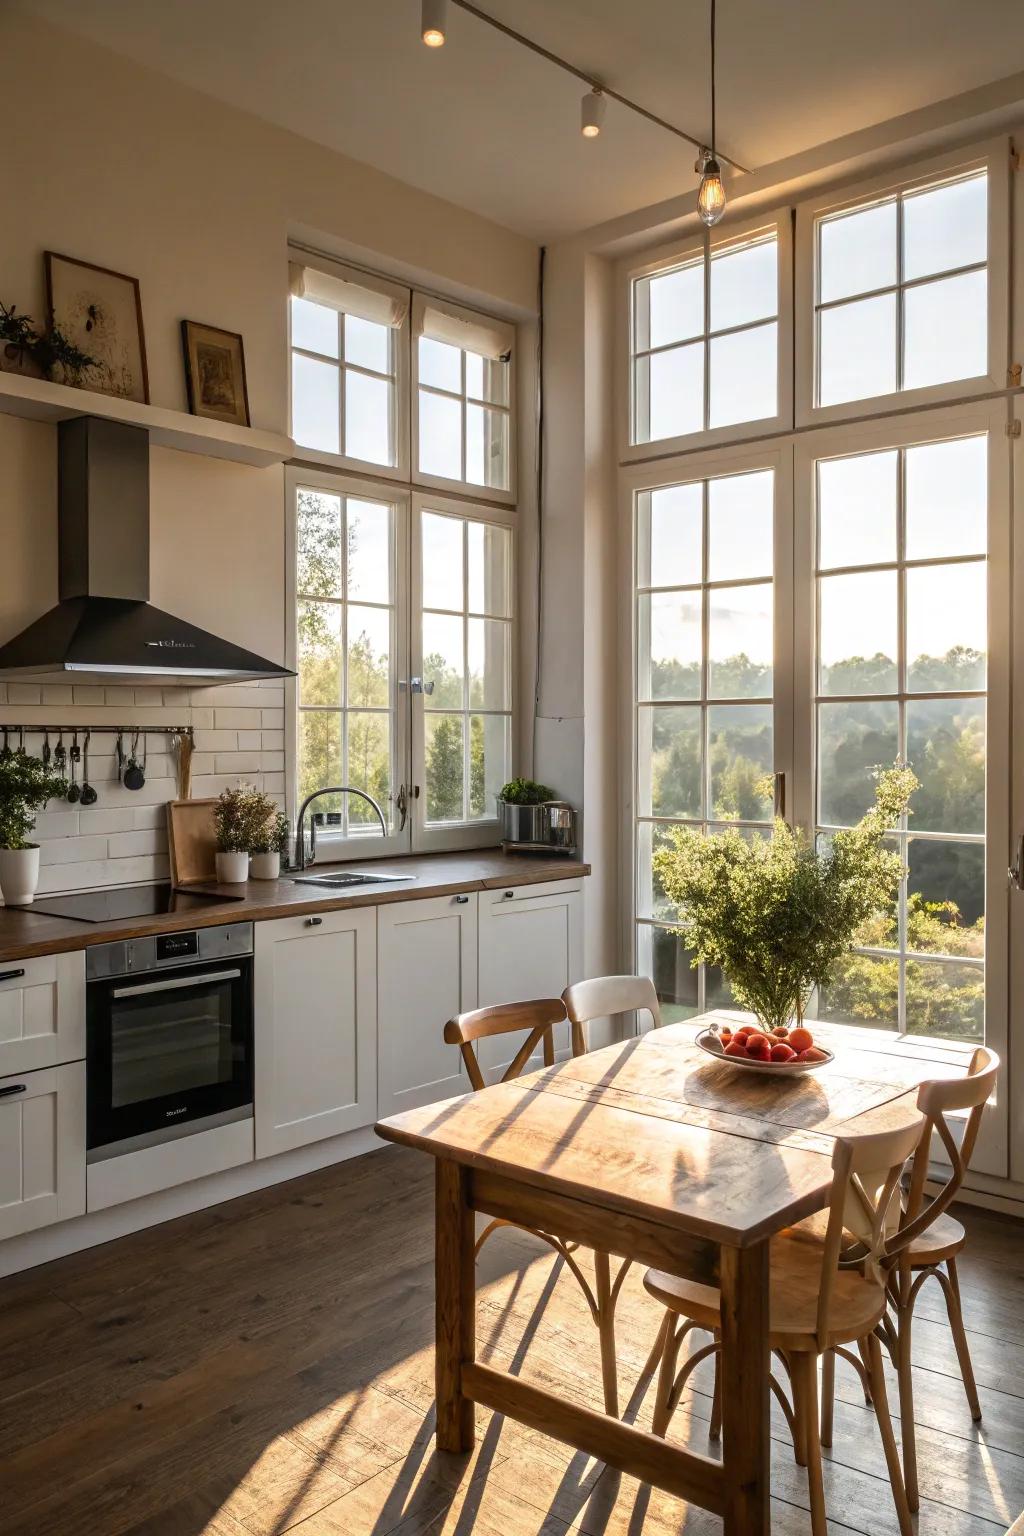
[
  {"x1": 180, "y1": 320, "x2": 251, "y2": 427},
  {"x1": 44, "y1": 251, "x2": 149, "y2": 403}
]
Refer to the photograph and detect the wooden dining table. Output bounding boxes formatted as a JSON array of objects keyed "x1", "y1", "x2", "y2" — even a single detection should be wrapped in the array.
[{"x1": 374, "y1": 1013, "x2": 973, "y2": 1534}]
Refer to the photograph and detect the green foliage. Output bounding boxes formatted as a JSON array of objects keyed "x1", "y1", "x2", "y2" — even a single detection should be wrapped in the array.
[
  {"x1": 499, "y1": 778, "x2": 555, "y2": 806},
  {"x1": 0, "y1": 301, "x2": 100, "y2": 382},
  {"x1": 250, "y1": 809, "x2": 289, "y2": 857},
  {"x1": 654, "y1": 765, "x2": 917, "y2": 1033},
  {"x1": 213, "y1": 784, "x2": 278, "y2": 853},
  {"x1": 0, "y1": 302, "x2": 37, "y2": 352},
  {"x1": 0, "y1": 751, "x2": 68, "y2": 849}
]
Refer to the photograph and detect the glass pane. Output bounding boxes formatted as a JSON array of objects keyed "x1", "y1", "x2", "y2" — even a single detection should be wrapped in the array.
[
  {"x1": 905, "y1": 959, "x2": 983, "y2": 1041},
  {"x1": 468, "y1": 617, "x2": 510, "y2": 709},
  {"x1": 638, "y1": 483, "x2": 702, "y2": 589},
  {"x1": 903, "y1": 174, "x2": 987, "y2": 282},
  {"x1": 705, "y1": 966, "x2": 738, "y2": 1012},
  {"x1": 467, "y1": 521, "x2": 511, "y2": 616},
  {"x1": 637, "y1": 924, "x2": 699, "y2": 1024},
  {"x1": 819, "y1": 830, "x2": 900, "y2": 949},
  {"x1": 291, "y1": 296, "x2": 339, "y2": 358},
  {"x1": 709, "y1": 322, "x2": 777, "y2": 428},
  {"x1": 466, "y1": 403, "x2": 509, "y2": 490},
  {"x1": 636, "y1": 821, "x2": 680, "y2": 921},
  {"x1": 638, "y1": 592, "x2": 701, "y2": 701},
  {"x1": 419, "y1": 389, "x2": 462, "y2": 479},
  {"x1": 297, "y1": 601, "x2": 341, "y2": 706},
  {"x1": 292, "y1": 353, "x2": 340, "y2": 453},
  {"x1": 906, "y1": 698, "x2": 985, "y2": 834},
  {"x1": 419, "y1": 336, "x2": 461, "y2": 392},
  {"x1": 425, "y1": 714, "x2": 465, "y2": 823},
  {"x1": 818, "y1": 700, "x2": 899, "y2": 826},
  {"x1": 819, "y1": 293, "x2": 897, "y2": 406},
  {"x1": 907, "y1": 840, "x2": 985, "y2": 957},
  {"x1": 906, "y1": 562, "x2": 986, "y2": 692},
  {"x1": 710, "y1": 239, "x2": 777, "y2": 330},
  {"x1": 298, "y1": 709, "x2": 342, "y2": 807},
  {"x1": 638, "y1": 706, "x2": 702, "y2": 819},
  {"x1": 818, "y1": 570, "x2": 898, "y2": 695},
  {"x1": 346, "y1": 713, "x2": 391, "y2": 824},
  {"x1": 346, "y1": 499, "x2": 391, "y2": 604},
  {"x1": 815, "y1": 952, "x2": 899, "y2": 1030},
  {"x1": 708, "y1": 584, "x2": 773, "y2": 700},
  {"x1": 641, "y1": 342, "x2": 704, "y2": 442},
  {"x1": 422, "y1": 612, "x2": 464, "y2": 708},
  {"x1": 708, "y1": 470, "x2": 773, "y2": 582},
  {"x1": 346, "y1": 605, "x2": 390, "y2": 709},
  {"x1": 344, "y1": 314, "x2": 390, "y2": 374},
  {"x1": 903, "y1": 270, "x2": 987, "y2": 390},
  {"x1": 345, "y1": 370, "x2": 391, "y2": 466},
  {"x1": 466, "y1": 352, "x2": 510, "y2": 406},
  {"x1": 817, "y1": 451, "x2": 897, "y2": 570},
  {"x1": 422, "y1": 512, "x2": 464, "y2": 611},
  {"x1": 905, "y1": 436, "x2": 987, "y2": 561},
  {"x1": 639, "y1": 262, "x2": 704, "y2": 350},
  {"x1": 297, "y1": 489, "x2": 343, "y2": 598},
  {"x1": 819, "y1": 200, "x2": 897, "y2": 304},
  {"x1": 708, "y1": 704, "x2": 773, "y2": 822},
  {"x1": 468, "y1": 713, "x2": 509, "y2": 820}
]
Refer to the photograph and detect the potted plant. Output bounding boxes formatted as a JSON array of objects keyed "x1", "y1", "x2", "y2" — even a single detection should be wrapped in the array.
[
  {"x1": 250, "y1": 810, "x2": 288, "y2": 880},
  {"x1": 0, "y1": 303, "x2": 42, "y2": 377},
  {"x1": 497, "y1": 777, "x2": 556, "y2": 845},
  {"x1": 0, "y1": 750, "x2": 68, "y2": 904},
  {"x1": 213, "y1": 783, "x2": 276, "y2": 883},
  {"x1": 654, "y1": 765, "x2": 917, "y2": 1035},
  {"x1": 0, "y1": 302, "x2": 100, "y2": 384}
]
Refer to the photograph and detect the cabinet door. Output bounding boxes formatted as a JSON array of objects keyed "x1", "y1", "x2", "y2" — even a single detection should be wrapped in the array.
[
  {"x1": 254, "y1": 909, "x2": 377, "y2": 1158},
  {"x1": 0, "y1": 1062, "x2": 86, "y2": 1241},
  {"x1": 378, "y1": 893, "x2": 477, "y2": 1117},
  {"x1": 0, "y1": 952, "x2": 85, "y2": 1078},
  {"x1": 477, "y1": 880, "x2": 583, "y2": 1082}
]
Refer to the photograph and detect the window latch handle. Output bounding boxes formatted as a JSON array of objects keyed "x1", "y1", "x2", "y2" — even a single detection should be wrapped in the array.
[
  {"x1": 396, "y1": 784, "x2": 408, "y2": 832},
  {"x1": 773, "y1": 771, "x2": 786, "y2": 820},
  {"x1": 1008, "y1": 834, "x2": 1024, "y2": 890}
]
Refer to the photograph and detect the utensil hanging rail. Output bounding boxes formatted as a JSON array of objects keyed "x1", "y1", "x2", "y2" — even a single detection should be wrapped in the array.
[{"x1": 0, "y1": 724, "x2": 195, "y2": 738}]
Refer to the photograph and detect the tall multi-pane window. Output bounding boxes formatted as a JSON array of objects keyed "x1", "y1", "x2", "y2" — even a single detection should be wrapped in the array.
[
  {"x1": 414, "y1": 296, "x2": 514, "y2": 495},
  {"x1": 811, "y1": 433, "x2": 988, "y2": 1041}
]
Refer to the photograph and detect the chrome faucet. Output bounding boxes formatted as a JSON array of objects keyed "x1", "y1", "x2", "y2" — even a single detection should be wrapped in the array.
[{"x1": 287, "y1": 786, "x2": 388, "y2": 872}]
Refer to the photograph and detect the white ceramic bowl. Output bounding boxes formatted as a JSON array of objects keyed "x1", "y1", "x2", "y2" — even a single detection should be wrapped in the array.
[{"x1": 695, "y1": 1026, "x2": 834, "y2": 1076}]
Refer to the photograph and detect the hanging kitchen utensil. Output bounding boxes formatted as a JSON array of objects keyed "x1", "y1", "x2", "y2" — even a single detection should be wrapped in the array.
[
  {"x1": 66, "y1": 730, "x2": 81, "y2": 803},
  {"x1": 17, "y1": 728, "x2": 24, "y2": 754},
  {"x1": 54, "y1": 730, "x2": 67, "y2": 776},
  {"x1": 0, "y1": 728, "x2": 9, "y2": 760},
  {"x1": 79, "y1": 732, "x2": 97, "y2": 806},
  {"x1": 42, "y1": 729, "x2": 51, "y2": 768},
  {"x1": 123, "y1": 729, "x2": 146, "y2": 791},
  {"x1": 115, "y1": 730, "x2": 125, "y2": 784}
]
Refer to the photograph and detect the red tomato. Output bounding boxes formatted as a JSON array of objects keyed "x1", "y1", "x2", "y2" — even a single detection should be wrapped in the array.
[
  {"x1": 724, "y1": 1041, "x2": 748, "y2": 1058},
  {"x1": 798, "y1": 1046, "x2": 829, "y2": 1063},
  {"x1": 788, "y1": 1027, "x2": 815, "y2": 1054},
  {"x1": 770, "y1": 1043, "x2": 797, "y2": 1063}
]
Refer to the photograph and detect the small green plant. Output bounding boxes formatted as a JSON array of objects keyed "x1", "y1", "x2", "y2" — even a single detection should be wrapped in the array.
[
  {"x1": 0, "y1": 302, "x2": 100, "y2": 383},
  {"x1": 213, "y1": 784, "x2": 278, "y2": 853},
  {"x1": 0, "y1": 302, "x2": 38, "y2": 358},
  {"x1": 654, "y1": 764, "x2": 918, "y2": 1034},
  {"x1": 249, "y1": 809, "x2": 289, "y2": 856},
  {"x1": 0, "y1": 750, "x2": 69, "y2": 850},
  {"x1": 499, "y1": 777, "x2": 556, "y2": 805}
]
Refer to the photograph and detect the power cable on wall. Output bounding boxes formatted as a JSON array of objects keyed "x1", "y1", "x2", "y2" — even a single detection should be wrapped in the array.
[{"x1": 532, "y1": 243, "x2": 546, "y2": 768}]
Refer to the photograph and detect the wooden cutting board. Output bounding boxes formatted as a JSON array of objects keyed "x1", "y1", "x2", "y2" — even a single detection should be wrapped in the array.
[{"x1": 166, "y1": 799, "x2": 218, "y2": 886}]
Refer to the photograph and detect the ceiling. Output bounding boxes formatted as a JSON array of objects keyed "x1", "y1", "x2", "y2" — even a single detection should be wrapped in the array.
[{"x1": 22, "y1": 0, "x2": 1024, "y2": 240}]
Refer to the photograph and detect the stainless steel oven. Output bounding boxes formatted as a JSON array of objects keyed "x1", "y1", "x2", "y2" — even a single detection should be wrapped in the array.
[{"x1": 86, "y1": 923, "x2": 254, "y2": 1160}]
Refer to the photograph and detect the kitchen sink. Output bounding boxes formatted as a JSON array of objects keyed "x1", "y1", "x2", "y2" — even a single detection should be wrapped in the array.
[{"x1": 291, "y1": 871, "x2": 416, "y2": 888}]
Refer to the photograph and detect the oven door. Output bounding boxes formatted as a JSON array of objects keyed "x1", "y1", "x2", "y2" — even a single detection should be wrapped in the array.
[{"x1": 87, "y1": 959, "x2": 253, "y2": 1153}]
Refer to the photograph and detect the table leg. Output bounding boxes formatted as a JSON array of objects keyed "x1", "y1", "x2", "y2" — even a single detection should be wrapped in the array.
[
  {"x1": 720, "y1": 1240, "x2": 771, "y2": 1536},
  {"x1": 436, "y1": 1158, "x2": 475, "y2": 1452}
]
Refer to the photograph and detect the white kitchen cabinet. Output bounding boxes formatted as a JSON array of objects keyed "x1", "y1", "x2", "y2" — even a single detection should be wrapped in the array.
[
  {"x1": 0, "y1": 951, "x2": 85, "y2": 1078},
  {"x1": 254, "y1": 908, "x2": 377, "y2": 1158},
  {"x1": 0, "y1": 1062, "x2": 85, "y2": 1241},
  {"x1": 476, "y1": 878, "x2": 583, "y2": 1082},
  {"x1": 377, "y1": 892, "x2": 477, "y2": 1117}
]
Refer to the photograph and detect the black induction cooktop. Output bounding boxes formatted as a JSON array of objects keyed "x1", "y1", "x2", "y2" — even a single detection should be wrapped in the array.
[{"x1": 9, "y1": 883, "x2": 244, "y2": 924}]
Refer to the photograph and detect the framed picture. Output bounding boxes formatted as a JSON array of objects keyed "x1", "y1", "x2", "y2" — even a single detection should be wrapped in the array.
[
  {"x1": 180, "y1": 320, "x2": 250, "y2": 427},
  {"x1": 45, "y1": 251, "x2": 149, "y2": 403}
]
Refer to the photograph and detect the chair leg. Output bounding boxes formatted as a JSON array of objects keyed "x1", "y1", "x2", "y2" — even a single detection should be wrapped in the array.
[
  {"x1": 795, "y1": 1353, "x2": 827, "y2": 1536},
  {"x1": 944, "y1": 1256, "x2": 982, "y2": 1422},
  {"x1": 856, "y1": 1337, "x2": 874, "y2": 1403},
  {"x1": 892, "y1": 1302, "x2": 920, "y2": 1515},
  {"x1": 651, "y1": 1312, "x2": 684, "y2": 1438},
  {"x1": 866, "y1": 1331, "x2": 914, "y2": 1536},
  {"x1": 709, "y1": 1330, "x2": 722, "y2": 1442},
  {"x1": 820, "y1": 1348, "x2": 835, "y2": 1448},
  {"x1": 789, "y1": 1358, "x2": 808, "y2": 1467},
  {"x1": 594, "y1": 1251, "x2": 619, "y2": 1418}
]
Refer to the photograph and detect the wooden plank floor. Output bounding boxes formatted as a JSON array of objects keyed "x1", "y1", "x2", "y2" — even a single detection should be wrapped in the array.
[{"x1": 1, "y1": 1144, "x2": 1021, "y2": 1535}]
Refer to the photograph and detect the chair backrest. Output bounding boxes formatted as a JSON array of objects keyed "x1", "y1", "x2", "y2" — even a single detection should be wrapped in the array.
[
  {"x1": 562, "y1": 974, "x2": 662, "y2": 1053},
  {"x1": 443, "y1": 998, "x2": 569, "y2": 1092}
]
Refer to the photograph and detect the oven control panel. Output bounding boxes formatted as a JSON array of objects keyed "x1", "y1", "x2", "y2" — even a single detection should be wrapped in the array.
[{"x1": 86, "y1": 922, "x2": 254, "y2": 980}]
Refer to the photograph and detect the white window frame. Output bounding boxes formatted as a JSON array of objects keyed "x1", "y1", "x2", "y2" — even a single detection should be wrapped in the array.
[
  {"x1": 411, "y1": 490, "x2": 517, "y2": 852},
  {"x1": 620, "y1": 207, "x2": 794, "y2": 464},
  {"x1": 288, "y1": 251, "x2": 411, "y2": 483},
  {"x1": 795, "y1": 138, "x2": 1011, "y2": 428}
]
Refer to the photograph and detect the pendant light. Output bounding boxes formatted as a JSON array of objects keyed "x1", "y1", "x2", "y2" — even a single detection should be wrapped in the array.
[
  {"x1": 421, "y1": 0, "x2": 447, "y2": 48},
  {"x1": 696, "y1": 0, "x2": 726, "y2": 226},
  {"x1": 581, "y1": 87, "x2": 605, "y2": 138}
]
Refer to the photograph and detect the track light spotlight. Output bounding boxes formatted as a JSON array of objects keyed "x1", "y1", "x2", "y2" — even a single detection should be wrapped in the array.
[
  {"x1": 422, "y1": 0, "x2": 446, "y2": 48},
  {"x1": 581, "y1": 88, "x2": 605, "y2": 138}
]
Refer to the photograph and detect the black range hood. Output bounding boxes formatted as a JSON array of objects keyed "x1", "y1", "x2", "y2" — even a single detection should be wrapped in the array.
[{"x1": 0, "y1": 417, "x2": 293, "y2": 687}]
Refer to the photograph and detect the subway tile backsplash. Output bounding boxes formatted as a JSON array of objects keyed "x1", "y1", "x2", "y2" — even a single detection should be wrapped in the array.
[{"x1": 0, "y1": 679, "x2": 287, "y2": 897}]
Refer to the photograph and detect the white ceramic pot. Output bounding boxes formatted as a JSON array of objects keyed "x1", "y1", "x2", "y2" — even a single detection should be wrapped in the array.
[
  {"x1": 249, "y1": 851, "x2": 280, "y2": 880},
  {"x1": 0, "y1": 845, "x2": 41, "y2": 905},
  {"x1": 215, "y1": 850, "x2": 250, "y2": 883}
]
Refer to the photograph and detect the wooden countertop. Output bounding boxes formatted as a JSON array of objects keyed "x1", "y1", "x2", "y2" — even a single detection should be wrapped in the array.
[{"x1": 0, "y1": 850, "x2": 589, "y2": 961}]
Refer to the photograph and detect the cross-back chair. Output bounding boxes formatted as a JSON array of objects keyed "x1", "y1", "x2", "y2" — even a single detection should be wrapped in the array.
[{"x1": 562, "y1": 973, "x2": 662, "y2": 1055}]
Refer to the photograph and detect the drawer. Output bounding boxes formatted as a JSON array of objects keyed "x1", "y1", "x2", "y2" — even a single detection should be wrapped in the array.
[
  {"x1": 484, "y1": 878, "x2": 583, "y2": 908},
  {"x1": 0, "y1": 952, "x2": 85, "y2": 1077}
]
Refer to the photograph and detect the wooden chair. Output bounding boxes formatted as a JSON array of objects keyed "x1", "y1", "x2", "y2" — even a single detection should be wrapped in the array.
[
  {"x1": 562, "y1": 973, "x2": 662, "y2": 1054},
  {"x1": 643, "y1": 1116, "x2": 926, "y2": 1536},
  {"x1": 443, "y1": 997, "x2": 622, "y2": 1417}
]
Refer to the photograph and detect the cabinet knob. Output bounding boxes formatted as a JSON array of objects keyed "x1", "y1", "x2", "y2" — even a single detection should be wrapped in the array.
[
  {"x1": 503, "y1": 890, "x2": 515, "y2": 900},
  {"x1": 454, "y1": 894, "x2": 469, "y2": 905},
  {"x1": 305, "y1": 916, "x2": 323, "y2": 927}
]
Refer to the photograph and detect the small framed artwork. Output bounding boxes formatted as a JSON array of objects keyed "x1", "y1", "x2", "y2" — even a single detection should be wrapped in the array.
[
  {"x1": 45, "y1": 251, "x2": 149, "y2": 402},
  {"x1": 181, "y1": 320, "x2": 250, "y2": 427}
]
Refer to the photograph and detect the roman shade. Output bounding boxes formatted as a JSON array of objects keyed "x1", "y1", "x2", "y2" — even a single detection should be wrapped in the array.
[
  {"x1": 413, "y1": 293, "x2": 514, "y2": 361},
  {"x1": 289, "y1": 258, "x2": 408, "y2": 328}
]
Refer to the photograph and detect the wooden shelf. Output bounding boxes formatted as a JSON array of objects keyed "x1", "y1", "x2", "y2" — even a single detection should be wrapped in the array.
[{"x1": 0, "y1": 370, "x2": 293, "y2": 468}]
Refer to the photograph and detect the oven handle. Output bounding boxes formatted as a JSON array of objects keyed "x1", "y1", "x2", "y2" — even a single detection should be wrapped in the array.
[{"x1": 111, "y1": 968, "x2": 242, "y2": 1000}]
